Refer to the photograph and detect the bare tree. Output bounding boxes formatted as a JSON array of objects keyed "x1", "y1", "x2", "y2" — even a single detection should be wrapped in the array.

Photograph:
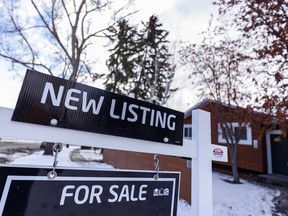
[
  {"x1": 0, "y1": 0, "x2": 134, "y2": 155},
  {"x1": 0, "y1": 0, "x2": 134, "y2": 82},
  {"x1": 180, "y1": 24, "x2": 255, "y2": 183},
  {"x1": 214, "y1": 0, "x2": 288, "y2": 132}
]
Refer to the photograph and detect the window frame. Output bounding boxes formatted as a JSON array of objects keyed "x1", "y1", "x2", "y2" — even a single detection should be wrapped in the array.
[
  {"x1": 183, "y1": 124, "x2": 192, "y2": 140},
  {"x1": 218, "y1": 122, "x2": 252, "y2": 145}
]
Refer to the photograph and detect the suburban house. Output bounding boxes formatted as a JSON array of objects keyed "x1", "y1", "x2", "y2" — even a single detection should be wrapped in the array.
[
  {"x1": 183, "y1": 98, "x2": 288, "y2": 178},
  {"x1": 184, "y1": 98, "x2": 268, "y2": 173},
  {"x1": 103, "y1": 98, "x2": 288, "y2": 203}
]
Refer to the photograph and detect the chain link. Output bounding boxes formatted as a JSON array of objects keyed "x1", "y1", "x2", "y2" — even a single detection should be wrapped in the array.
[
  {"x1": 47, "y1": 143, "x2": 63, "y2": 179},
  {"x1": 153, "y1": 154, "x2": 160, "y2": 180}
]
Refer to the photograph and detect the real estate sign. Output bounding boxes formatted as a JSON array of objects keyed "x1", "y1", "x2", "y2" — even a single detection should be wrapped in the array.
[
  {"x1": 12, "y1": 70, "x2": 184, "y2": 145},
  {"x1": 0, "y1": 166, "x2": 180, "y2": 216}
]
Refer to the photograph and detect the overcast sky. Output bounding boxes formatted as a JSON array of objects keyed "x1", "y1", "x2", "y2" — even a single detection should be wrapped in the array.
[{"x1": 0, "y1": 0, "x2": 217, "y2": 111}]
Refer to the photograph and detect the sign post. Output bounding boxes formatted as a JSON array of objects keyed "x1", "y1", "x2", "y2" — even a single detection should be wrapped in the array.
[
  {"x1": 0, "y1": 70, "x2": 228, "y2": 215},
  {"x1": 192, "y1": 109, "x2": 212, "y2": 216},
  {"x1": 0, "y1": 107, "x2": 227, "y2": 215}
]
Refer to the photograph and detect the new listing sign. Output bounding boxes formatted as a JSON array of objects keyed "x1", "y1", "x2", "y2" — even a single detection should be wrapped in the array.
[
  {"x1": 12, "y1": 70, "x2": 184, "y2": 145},
  {"x1": 0, "y1": 166, "x2": 180, "y2": 216}
]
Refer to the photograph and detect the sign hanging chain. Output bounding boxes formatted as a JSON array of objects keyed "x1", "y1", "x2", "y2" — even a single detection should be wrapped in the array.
[
  {"x1": 47, "y1": 143, "x2": 63, "y2": 179},
  {"x1": 153, "y1": 154, "x2": 160, "y2": 180}
]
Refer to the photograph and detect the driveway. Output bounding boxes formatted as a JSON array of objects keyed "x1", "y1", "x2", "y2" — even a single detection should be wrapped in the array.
[{"x1": 0, "y1": 139, "x2": 41, "y2": 163}]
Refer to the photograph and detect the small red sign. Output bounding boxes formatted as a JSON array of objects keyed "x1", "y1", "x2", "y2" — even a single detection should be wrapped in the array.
[{"x1": 213, "y1": 148, "x2": 223, "y2": 158}]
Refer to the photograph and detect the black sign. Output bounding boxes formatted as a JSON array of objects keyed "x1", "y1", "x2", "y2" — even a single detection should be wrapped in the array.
[
  {"x1": 0, "y1": 166, "x2": 180, "y2": 216},
  {"x1": 12, "y1": 70, "x2": 184, "y2": 145}
]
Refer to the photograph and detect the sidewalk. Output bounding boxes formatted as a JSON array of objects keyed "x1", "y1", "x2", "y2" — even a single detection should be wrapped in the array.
[{"x1": 70, "y1": 148, "x2": 103, "y2": 162}]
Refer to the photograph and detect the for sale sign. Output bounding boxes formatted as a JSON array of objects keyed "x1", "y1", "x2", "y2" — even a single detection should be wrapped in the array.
[
  {"x1": 12, "y1": 70, "x2": 184, "y2": 145},
  {"x1": 0, "y1": 166, "x2": 180, "y2": 216}
]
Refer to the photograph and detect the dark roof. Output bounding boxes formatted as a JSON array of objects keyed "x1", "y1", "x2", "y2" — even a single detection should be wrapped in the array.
[
  {"x1": 184, "y1": 98, "x2": 214, "y2": 119},
  {"x1": 184, "y1": 98, "x2": 268, "y2": 120}
]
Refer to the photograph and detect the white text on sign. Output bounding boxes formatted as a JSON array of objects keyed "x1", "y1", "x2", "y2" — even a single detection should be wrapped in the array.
[
  {"x1": 59, "y1": 184, "x2": 148, "y2": 205},
  {"x1": 41, "y1": 82, "x2": 176, "y2": 131}
]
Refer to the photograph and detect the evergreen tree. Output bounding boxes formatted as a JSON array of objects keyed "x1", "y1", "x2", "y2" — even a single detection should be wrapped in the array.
[
  {"x1": 105, "y1": 15, "x2": 177, "y2": 105},
  {"x1": 105, "y1": 19, "x2": 141, "y2": 96},
  {"x1": 138, "y1": 15, "x2": 177, "y2": 105}
]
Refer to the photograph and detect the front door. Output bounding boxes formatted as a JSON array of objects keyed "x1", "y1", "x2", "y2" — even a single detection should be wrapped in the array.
[{"x1": 271, "y1": 134, "x2": 288, "y2": 176}]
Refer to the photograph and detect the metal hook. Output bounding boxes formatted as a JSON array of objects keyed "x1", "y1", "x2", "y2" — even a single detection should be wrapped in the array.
[
  {"x1": 154, "y1": 154, "x2": 160, "y2": 180},
  {"x1": 47, "y1": 143, "x2": 62, "y2": 180}
]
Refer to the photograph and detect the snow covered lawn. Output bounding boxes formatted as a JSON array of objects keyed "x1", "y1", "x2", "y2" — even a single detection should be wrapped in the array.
[{"x1": 8, "y1": 146, "x2": 282, "y2": 216}]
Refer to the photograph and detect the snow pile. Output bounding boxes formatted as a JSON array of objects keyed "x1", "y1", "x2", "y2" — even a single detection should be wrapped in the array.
[{"x1": 9, "y1": 146, "x2": 280, "y2": 216}]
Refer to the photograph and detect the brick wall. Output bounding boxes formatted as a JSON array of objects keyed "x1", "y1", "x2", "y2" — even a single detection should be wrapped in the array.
[
  {"x1": 103, "y1": 149, "x2": 192, "y2": 203},
  {"x1": 185, "y1": 103, "x2": 267, "y2": 173}
]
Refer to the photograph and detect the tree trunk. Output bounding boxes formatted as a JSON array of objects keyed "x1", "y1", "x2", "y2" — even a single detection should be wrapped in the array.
[
  {"x1": 228, "y1": 143, "x2": 240, "y2": 183},
  {"x1": 231, "y1": 155, "x2": 240, "y2": 183}
]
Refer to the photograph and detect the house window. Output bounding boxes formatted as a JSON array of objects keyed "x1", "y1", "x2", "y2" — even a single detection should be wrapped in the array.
[
  {"x1": 184, "y1": 124, "x2": 192, "y2": 140},
  {"x1": 218, "y1": 123, "x2": 252, "y2": 145},
  {"x1": 234, "y1": 126, "x2": 247, "y2": 140}
]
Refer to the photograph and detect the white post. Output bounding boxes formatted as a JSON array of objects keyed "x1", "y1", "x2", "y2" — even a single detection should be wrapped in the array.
[{"x1": 191, "y1": 109, "x2": 212, "y2": 215}]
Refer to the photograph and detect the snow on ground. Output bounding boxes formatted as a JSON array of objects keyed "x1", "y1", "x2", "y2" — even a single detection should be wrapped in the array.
[
  {"x1": 9, "y1": 146, "x2": 280, "y2": 216},
  {"x1": 212, "y1": 172, "x2": 279, "y2": 216}
]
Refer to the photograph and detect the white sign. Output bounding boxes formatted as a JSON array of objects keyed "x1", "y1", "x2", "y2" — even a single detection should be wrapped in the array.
[{"x1": 211, "y1": 144, "x2": 228, "y2": 162}]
